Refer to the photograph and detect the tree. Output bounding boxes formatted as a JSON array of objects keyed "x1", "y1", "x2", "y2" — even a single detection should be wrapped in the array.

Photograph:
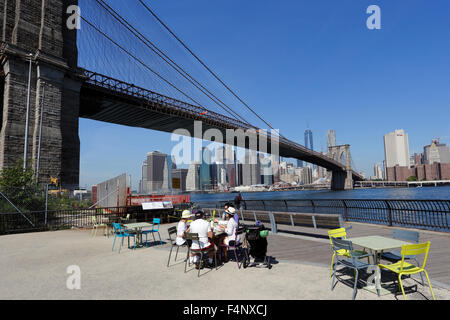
[
  {"x1": 0, "y1": 160, "x2": 45, "y2": 212},
  {"x1": 406, "y1": 176, "x2": 418, "y2": 182}
]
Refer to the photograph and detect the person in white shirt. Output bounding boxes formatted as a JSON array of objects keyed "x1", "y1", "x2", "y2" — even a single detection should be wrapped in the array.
[
  {"x1": 186, "y1": 210, "x2": 215, "y2": 269},
  {"x1": 218, "y1": 206, "x2": 240, "y2": 262},
  {"x1": 176, "y1": 210, "x2": 192, "y2": 246}
]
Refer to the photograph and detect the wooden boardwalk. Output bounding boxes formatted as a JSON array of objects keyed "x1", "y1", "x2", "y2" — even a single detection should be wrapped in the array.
[{"x1": 260, "y1": 221, "x2": 450, "y2": 287}]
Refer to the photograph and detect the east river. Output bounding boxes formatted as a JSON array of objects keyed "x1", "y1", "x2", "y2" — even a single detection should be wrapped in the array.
[{"x1": 190, "y1": 185, "x2": 450, "y2": 203}]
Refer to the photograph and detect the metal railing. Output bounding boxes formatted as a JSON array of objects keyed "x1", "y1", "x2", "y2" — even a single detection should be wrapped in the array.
[
  {"x1": 0, "y1": 205, "x2": 181, "y2": 235},
  {"x1": 195, "y1": 199, "x2": 450, "y2": 232}
]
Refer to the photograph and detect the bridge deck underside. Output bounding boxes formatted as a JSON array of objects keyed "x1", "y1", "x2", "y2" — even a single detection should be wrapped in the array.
[{"x1": 79, "y1": 84, "x2": 362, "y2": 180}]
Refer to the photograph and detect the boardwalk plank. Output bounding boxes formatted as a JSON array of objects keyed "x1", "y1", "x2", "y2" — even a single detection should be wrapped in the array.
[{"x1": 262, "y1": 221, "x2": 450, "y2": 286}]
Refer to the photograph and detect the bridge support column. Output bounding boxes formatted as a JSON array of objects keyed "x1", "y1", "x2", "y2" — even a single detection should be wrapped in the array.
[
  {"x1": 0, "y1": 0, "x2": 81, "y2": 188},
  {"x1": 331, "y1": 170, "x2": 354, "y2": 190}
]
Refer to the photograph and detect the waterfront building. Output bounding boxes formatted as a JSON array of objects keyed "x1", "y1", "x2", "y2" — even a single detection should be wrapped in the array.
[
  {"x1": 414, "y1": 153, "x2": 424, "y2": 165},
  {"x1": 286, "y1": 163, "x2": 295, "y2": 175},
  {"x1": 384, "y1": 129, "x2": 410, "y2": 168},
  {"x1": 410, "y1": 155, "x2": 416, "y2": 167},
  {"x1": 242, "y1": 150, "x2": 261, "y2": 186},
  {"x1": 279, "y1": 161, "x2": 287, "y2": 176},
  {"x1": 261, "y1": 156, "x2": 274, "y2": 185},
  {"x1": 214, "y1": 146, "x2": 228, "y2": 187},
  {"x1": 143, "y1": 151, "x2": 173, "y2": 193},
  {"x1": 296, "y1": 166, "x2": 312, "y2": 185},
  {"x1": 161, "y1": 155, "x2": 176, "y2": 192},
  {"x1": 317, "y1": 165, "x2": 327, "y2": 179},
  {"x1": 304, "y1": 128, "x2": 314, "y2": 170},
  {"x1": 374, "y1": 163, "x2": 384, "y2": 180},
  {"x1": 211, "y1": 162, "x2": 220, "y2": 189},
  {"x1": 280, "y1": 173, "x2": 297, "y2": 184},
  {"x1": 424, "y1": 140, "x2": 450, "y2": 165},
  {"x1": 186, "y1": 162, "x2": 201, "y2": 191},
  {"x1": 139, "y1": 160, "x2": 148, "y2": 194},
  {"x1": 296, "y1": 159, "x2": 303, "y2": 168},
  {"x1": 271, "y1": 154, "x2": 281, "y2": 183},
  {"x1": 223, "y1": 145, "x2": 237, "y2": 187},
  {"x1": 305, "y1": 129, "x2": 313, "y2": 150},
  {"x1": 172, "y1": 168, "x2": 188, "y2": 192},
  {"x1": 200, "y1": 147, "x2": 212, "y2": 191}
]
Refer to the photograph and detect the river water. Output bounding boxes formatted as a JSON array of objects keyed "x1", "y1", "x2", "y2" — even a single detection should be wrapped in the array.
[{"x1": 191, "y1": 186, "x2": 450, "y2": 203}]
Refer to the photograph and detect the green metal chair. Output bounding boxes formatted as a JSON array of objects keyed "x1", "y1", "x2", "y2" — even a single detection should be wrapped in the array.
[
  {"x1": 331, "y1": 237, "x2": 379, "y2": 300},
  {"x1": 91, "y1": 216, "x2": 107, "y2": 237}
]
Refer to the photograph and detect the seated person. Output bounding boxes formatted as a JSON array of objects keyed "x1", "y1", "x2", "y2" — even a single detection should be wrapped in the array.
[
  {"x1": 176, "y1": 210, "x2": 192, "y2": 246},
  {"x1": 186, "y1": 210, "x2": 215, "y2": 269},
  {"x1": 222, "y1": 202, "x2": 234, "y2": 220},
  {"x1": 218, "y1": 206, "x2": 240, "y2": 262}
]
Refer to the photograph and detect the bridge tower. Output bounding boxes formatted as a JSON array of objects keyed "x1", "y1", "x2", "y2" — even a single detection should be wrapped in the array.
[
  {"x1": 0, "y1": 0, "x2": 81, "y2": 188},
  {"x1": 328, "y1": 144, "x2": 353, "y2": 190}
]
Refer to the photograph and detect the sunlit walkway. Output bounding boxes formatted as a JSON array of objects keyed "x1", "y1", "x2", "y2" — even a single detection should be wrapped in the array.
[{"x1": 0, "y1": 222, "x2": 448, "y2": 300}]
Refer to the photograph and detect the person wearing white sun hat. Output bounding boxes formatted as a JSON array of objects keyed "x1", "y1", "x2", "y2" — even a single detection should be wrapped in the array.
[
  {"x1": 176, "y1": 210, "x2": 192, "y2": 246},
  {"x1": 218, "y1": 206, "x2": 240, "y2": 262}
]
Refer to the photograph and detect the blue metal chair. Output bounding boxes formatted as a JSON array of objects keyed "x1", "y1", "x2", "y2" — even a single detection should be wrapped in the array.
[
  {"x1": 381, "y1": 229, "x2": 424, "y2": 285},
  {"x1": 142, "y1": 218, "x2": 162, "y2": 247},
  {"x1": 112, "y1": 222, "x2": 136, "y2": 253},
  {"x1": 330, "y1": 237, "x2": 379, "y2": 300}
]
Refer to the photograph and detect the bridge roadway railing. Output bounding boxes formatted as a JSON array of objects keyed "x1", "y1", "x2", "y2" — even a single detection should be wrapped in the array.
[
  {"x1": 195, "y1": 199, "x2": 450, "y2": 232},
  {"x1": 82, "y1": 70, "x2": 254, "y2": 130}
]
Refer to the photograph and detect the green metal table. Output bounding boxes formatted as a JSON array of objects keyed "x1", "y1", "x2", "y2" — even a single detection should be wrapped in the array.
[
  {"x1": 348, "y1": 235, "x2": 412, "y2": 264},
  {"x1": 347, "y1": 235, "x2": 412, "y2": 295},
  {"x1": 123, "y1": 222, "x2": 153, "y2": 247}
]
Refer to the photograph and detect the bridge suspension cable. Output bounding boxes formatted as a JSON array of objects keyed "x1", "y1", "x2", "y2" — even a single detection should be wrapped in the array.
[
  {"x1": 137, "y1": 0, "x2": 285, "y2": 138},
  {"x1": 94, "y1": 0, "x2": 254, "y2": 127},
  {"x1": 79, "y1": 15, "x2": 206, "y2": 109}
]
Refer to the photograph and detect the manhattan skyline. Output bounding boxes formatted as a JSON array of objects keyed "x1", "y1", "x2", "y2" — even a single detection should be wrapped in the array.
[{"x1": 79, "y1": 1, "x2": 450, "y2": 190}]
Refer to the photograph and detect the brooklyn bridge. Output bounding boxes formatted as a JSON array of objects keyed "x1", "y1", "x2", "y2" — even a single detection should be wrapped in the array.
[{"x1": 0, "y1": 0, "x2": 363, "y2": 190}]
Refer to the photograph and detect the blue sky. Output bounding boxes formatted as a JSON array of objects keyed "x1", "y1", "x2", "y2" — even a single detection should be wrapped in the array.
[{"x1": 78, "y1": 0, "x2": 450, "y2": 189}]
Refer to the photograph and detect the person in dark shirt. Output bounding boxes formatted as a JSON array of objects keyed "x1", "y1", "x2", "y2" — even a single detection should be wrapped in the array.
[{"x1": 234, "y1": 193, "x2": 243, "y2": 210}]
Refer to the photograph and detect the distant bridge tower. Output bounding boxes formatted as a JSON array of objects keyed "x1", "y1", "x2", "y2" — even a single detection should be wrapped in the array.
[
  {"x1": 328, "y1": 144, "x2": 353, "y2": 190},
  {"x1": 0, "y1": 0, "x2": 81, "y2": 188}
]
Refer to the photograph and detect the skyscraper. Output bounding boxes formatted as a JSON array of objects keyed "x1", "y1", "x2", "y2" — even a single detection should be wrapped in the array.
[
  {"x1": 200, "y1": 147, "x2": 212, "y2": 190},
  {"x1": 186, "y1": 162, "x2": 201, "y2": 191},
  {"x1": 215, "y1": 146, "x2": 227, "y2": 187},
  {"x1": 374, "y1": 163, "x2": 384, "y2": 180},
  {"x1": 225, "y1": 145, "x2": 237, "y2": 187},
  {"x1": 305, "y1": 129, "x2": 313, "y2": 150},
  {"x1": 261, "y1": 156, "x2": 273, "y2": 185},
  {"x1": 424, "y1": 139, "x2": 450, "y2": 164},
  {"x1": 384, "y1": 129, "x2": 410, "y2": 168},
  {"x1": 304, "y1": 128, "x2": 314, "y2": 170},
  {"x1": 139, "y1": 160, "x2": 148, "y2": 194},
  {"x1": 142, "y1": 151, "x2": 174, "y2": 193},
  {"x1": 172, "y1": 168, "x2": 188, "y2": 192},
  {"x1": 242, "y1": 150, "x2": 261, "y2": 186}
]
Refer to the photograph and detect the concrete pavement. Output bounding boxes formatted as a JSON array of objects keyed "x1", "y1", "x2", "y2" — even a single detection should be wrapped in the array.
[{"x1": 0, "y1": 223, "x2": 448, "y2": 300}]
